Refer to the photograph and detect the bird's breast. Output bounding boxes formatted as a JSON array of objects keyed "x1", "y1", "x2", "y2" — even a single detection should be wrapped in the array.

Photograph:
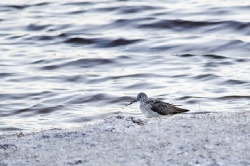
[{"x1": 139, "y1": 102, "x2": 161, "y2": 118}]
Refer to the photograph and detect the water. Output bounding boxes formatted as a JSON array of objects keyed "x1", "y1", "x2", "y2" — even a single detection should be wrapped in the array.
[{"x1": 1, "y1": 0, "x2": 250, "y2": 134}]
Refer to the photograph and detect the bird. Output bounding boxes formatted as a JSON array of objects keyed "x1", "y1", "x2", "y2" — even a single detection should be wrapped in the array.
[{"x1": 126, "y1": 92, "x2": 190, "y2": 118}]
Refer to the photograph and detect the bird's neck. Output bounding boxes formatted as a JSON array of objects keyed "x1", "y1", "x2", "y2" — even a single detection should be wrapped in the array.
[{"x1": 140, "y1": 99, "x2": 148, "y2": 103}]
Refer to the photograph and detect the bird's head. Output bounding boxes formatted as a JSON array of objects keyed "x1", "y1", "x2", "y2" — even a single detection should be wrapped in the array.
[
  {"x1": 136, "y1": 92, "x2": 148, "y2": 101},
  {"x1": 125, "y1": 92, "x2": 149, "y2": 106}
]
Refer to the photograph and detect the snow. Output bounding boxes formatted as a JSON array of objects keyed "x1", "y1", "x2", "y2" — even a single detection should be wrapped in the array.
[{"x1": 1, "y1": 112, "x2": 250, "y2": 166}]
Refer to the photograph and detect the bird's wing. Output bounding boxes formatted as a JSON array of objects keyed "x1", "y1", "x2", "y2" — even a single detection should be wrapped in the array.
[{"x1": 148, "y1": 100, "x2": 189, "y2": 115}]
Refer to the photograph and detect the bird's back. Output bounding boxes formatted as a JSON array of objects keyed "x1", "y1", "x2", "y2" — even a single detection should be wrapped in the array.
[{"x1": 148, "y1": 100, "x2": 189, "y2": 115}]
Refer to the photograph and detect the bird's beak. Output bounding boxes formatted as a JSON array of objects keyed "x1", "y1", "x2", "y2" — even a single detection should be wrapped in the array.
[{"x1": 125, "y1": 99, "x2": 137, "y2": 106}]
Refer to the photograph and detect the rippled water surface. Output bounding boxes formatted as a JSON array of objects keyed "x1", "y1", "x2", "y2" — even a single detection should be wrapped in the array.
[{"x1": 1, "y1": 0, "x2": 250, "y2": 134}]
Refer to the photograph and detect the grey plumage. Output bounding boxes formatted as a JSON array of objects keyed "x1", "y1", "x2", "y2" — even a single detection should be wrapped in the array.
[{"x1": 126, "y1": 92, "x2": 189, "y2": 118}]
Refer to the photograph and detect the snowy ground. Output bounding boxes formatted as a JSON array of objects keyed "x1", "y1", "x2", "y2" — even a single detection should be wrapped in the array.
[{"x1": 1, "y1": 112, "x2": 250, "y2": 166}]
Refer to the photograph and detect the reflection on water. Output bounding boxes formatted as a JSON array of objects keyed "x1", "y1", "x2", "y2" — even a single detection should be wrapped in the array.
[{"x1": 1, "y1": 0, "x2": 250, "y2": 134}]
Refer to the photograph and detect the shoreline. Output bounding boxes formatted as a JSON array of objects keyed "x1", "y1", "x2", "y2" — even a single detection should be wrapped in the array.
[{"x1": 1, "y1": 112, "x2": 250, "y2": 166}]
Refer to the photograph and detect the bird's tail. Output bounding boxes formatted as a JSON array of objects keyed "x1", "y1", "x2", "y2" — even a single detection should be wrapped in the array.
[{"x1": 175, "y1": 107, "x2": 190, "y2": 113}]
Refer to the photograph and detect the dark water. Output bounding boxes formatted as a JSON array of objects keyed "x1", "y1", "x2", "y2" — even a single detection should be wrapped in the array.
[{"x1": 1, "y1": 0, "x2": 250, "y2": 134}]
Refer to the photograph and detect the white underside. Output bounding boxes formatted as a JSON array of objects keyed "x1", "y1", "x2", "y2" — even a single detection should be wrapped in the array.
[{"x1": 140, "y1": 102, "x2": 161, "y2": 118}]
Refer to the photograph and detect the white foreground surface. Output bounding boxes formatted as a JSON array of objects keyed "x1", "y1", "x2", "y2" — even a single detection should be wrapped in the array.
[{"x1": 1, "y1": 112, "x2": 250, "y2": 166}]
